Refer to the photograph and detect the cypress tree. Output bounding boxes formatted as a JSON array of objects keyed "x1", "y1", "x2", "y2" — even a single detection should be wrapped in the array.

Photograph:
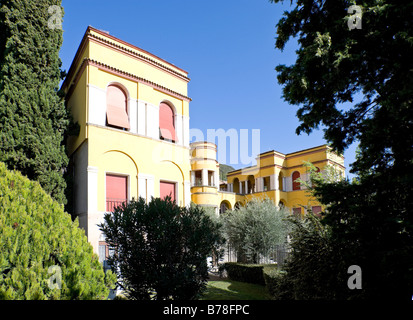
[{"x1": 0, "y1": 0, "x2": 69, "y2": 204}]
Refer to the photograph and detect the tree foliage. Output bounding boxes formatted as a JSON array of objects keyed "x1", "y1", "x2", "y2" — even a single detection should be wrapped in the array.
[
  {"x1": 99, "y1": 197, "x2": 225, "y2": 300},
  {"x1": 272, "y1": 0, "x2": 413, "y2": 162},
  {"x1": 0, "y1": 0, "x2": 70, "y2": 204},
  {"x1": 222, "y1": 198, "x2": 290, "y2": 264},
  {"x1": 272, "y1": 0, "x2": 413, "y2": 299},
  {"x1": 0, "y1": 162, "x2": 115, "y2": 300},
  {"x1": 274, "y1": 214, "x2": 341, "y2": 300}
]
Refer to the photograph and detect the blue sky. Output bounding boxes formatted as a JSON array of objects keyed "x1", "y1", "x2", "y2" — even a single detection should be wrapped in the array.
[{"x1": 60, "y1": 0, "x2": 357, "y2": 178}]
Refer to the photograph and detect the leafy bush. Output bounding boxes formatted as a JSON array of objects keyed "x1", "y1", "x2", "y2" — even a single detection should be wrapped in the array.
[
  {"x1": 0, "y1": 162, "x2": 115, "y2": 299},
  {"x1": 99, "y1": 197, "x2": 225, "y2": 300}
]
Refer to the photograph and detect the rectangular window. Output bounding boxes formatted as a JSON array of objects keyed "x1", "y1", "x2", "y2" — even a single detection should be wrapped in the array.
[
  {"x1": 160, "y1": 181, "x2": 176, "y2": 202},
  {"x1": 194, "y1": 170, "x2": 202, "y2": 186},
  {"x1": 106, "y1": 174, "x2": 128, "y2": 212},
  {"x1": 263, "y1": 176, "x2": 271, "y2": 191}
]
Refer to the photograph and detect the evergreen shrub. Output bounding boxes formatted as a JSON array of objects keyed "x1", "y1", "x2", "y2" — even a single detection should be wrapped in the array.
[{"x1": 0, "y1": 162, "x2": 115, "y2": 299}]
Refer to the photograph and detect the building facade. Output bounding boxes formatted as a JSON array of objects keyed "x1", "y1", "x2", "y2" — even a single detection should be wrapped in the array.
[
  {"x1": 222, "y1": 145, "x2": 345, "y2": 216},
  {"x1": 62, "y1": 27, "x2": 344, "y2": 259}
]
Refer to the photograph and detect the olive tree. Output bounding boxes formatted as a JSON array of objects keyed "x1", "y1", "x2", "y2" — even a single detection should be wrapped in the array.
[{"x1": 222, "y1": 198, "x2": 290, "y2": 264}]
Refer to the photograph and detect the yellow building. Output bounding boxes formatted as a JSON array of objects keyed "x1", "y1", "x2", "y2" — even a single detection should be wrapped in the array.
[
  {"x1": 62, "y1": 27, "x2": 192, "y2": 256},
  {"x1": 63, "y1": 27, "x2": 345, "y2": 261},
  {"x1": 222, "y1": 145, "x2": 345, "y2": 216}
]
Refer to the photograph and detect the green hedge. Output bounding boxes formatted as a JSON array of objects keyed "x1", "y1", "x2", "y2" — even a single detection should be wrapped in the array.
[
  {"x1": 223, "y1": 263, "x2": 277, "y2": 286},
  {"x1": 263, "y1": 267, "x2": 290, "y2": 299}
]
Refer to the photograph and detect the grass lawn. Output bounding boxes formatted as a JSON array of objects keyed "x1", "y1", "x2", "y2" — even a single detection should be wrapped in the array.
[{"x1": 201, "y1": 279, "x2": 271, "y2": 300}]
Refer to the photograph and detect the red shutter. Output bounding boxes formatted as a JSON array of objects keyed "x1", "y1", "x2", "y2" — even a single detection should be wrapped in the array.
[
  {"x1": 160, "y1": 181, "x2": 176, "y2": 201},
  {"x1": 106, "y1": 85, "x2": 130, "y2": 129},
  {"x1": 106, "y1": 174, "x2": 128, "y2": 211},
  {"x1": 159, "y1": 102, "x2": 176, "y2": 141},
  {"x1": 292, "y1": 171, "x2": 301, "y2": 190}
]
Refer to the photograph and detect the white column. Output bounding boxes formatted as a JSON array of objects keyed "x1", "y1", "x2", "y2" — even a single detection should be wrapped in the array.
[
  {"x1": 184, "y1": 181, "x2": 191, "y2": 207},
  {"x1": 138, "y1": 174, "x2": 147, "y2": 202},
  {"x1": 202, "y1": 169, "x2": 208, "y2": 186},
  {"x1": 182, "y1": 115, "x2": 190, "y2": 148},
  {"x1": 87, "y1": 166, "x2": 98, "y2": 213},
  {"x1": 284, "y1": 176, "x2": 292, "y2": 192},
  {"x1": 190, "y1": 171, "x2": 195, "y2": 186},
  {"x1": 138, "y1": 173, "x2": 154, "y2": 201},
  {"x1": 229, "y1": 183, "x2": 233, "y2": 192},
  {"x1": 129, "y1": 98, "x2": 138, "y2": 134},
  {"x1": 87, "y1": 166, "x2": 99, "y2": 255},
  {"x1": 270, "y1": 174, "x2": 276, "y2": 190},
  {"x1": 147, "y1": 177, "x2": 154, "y2": 200},
  {"x1": 175, "y1": 114, "x2": 183, "y2": 145},
  {"x1": 239, "y1": 181, "x2": 243, "y2": 194},
  {"x1": 146, "y1": 103, "x2": 159, "y2": 139},
  {"x1": 301, "y1": 173, "x2": 308, "y2": 189},
  {"x1": 87, "y1": 85, "x2": 106, "y2": 126},
  {"x1": 137, "y1": 100, "x2": 147, "y2": 136},
  {"x1": 257, "y1": 178, "x2": 264, "y2": 192},
  {"x1": 244, "y1": 181, "x2": 248, "y2": 194},
  {"x1": 214, "y1": 171, "x2": 219, "y2": 187}
]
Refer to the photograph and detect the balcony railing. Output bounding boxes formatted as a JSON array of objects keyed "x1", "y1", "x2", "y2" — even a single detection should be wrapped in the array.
[{"x1": 106, "y1": 198, "x2": 128, "y2": 212}]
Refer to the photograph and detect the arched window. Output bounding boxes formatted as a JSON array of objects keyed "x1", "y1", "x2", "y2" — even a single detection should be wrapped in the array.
[
  {"x1": 159, "y1": 102, "x2": 176, "y2": 142},
  {"x1": 292, "y1": 171, "x2": 301, "y2": 191},
  {"x1": 106, "y1": 85, "x2": 129, "y2": 130},
  {"x1": 220, "y1": 201, "x2": 231, "y2": 214}
]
